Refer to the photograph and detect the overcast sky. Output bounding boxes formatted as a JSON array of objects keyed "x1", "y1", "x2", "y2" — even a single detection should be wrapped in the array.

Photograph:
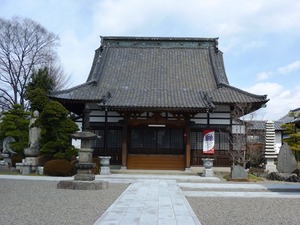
[{"x1": 1, "y1": 0, "x2": 300, "y2": 120}]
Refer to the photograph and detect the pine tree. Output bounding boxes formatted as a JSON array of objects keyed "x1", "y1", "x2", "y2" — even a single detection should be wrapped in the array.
[
  {"x1": 25, "y1": 67, "x2": 55, "y2": 112},
  {"x1": 282, "y1": 112, "x2": 300, "y2": 161},
  {"x1": 37, "y1": 101, "x2": 79, "y2": 159}
]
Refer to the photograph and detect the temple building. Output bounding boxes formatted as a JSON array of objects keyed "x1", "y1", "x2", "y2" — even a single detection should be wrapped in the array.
[{"x1": 50, "y1": 36, "x2": 268, "y2": 170}]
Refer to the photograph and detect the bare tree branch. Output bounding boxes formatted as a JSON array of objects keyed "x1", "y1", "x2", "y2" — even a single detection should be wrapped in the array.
[{"x1": 0, "y1": 16, "x2": 65, "y2": 111}]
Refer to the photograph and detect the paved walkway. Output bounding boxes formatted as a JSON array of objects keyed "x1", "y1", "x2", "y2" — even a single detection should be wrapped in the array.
[{"x1": 93, "y1": 179, "x2": 201, "y2": 225}]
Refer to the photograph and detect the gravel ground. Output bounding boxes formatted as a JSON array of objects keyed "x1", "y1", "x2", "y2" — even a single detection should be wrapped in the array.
[
  {"x1": 0, "y1": 179, "x2": 128, "y2": 225},
  {"x1": 187, "y1": 197, "x2": 300, "y2": 225}
]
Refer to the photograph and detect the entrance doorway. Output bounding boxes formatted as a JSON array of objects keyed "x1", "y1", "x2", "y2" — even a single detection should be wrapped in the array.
[{"x1": 127, "y1": 127, "x2": 185, "y2": 169}]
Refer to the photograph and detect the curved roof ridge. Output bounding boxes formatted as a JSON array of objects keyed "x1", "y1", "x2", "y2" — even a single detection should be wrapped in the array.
[
  {"x1": 102, "y1": 36, "x2": 219, "y2": 42},
  {"x1": 218, "y1": 82, "x2": 268, "y2": 100},
  {"x1": 50, "y1": 80, "x2": 96, "y2": 95}
]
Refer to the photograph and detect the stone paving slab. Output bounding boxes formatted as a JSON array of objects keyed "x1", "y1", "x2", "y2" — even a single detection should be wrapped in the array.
[
  {"x1": 183, "y1": 190, "x2": 300, "y2": 198},
  {"x1": 178, "y1": 182, "x2": 300, "y2": 190},
  {"x1": 93, "y1": 179, "x2": 201, "y2": 225},
  {"x1": 180, "y1": 182, "x2": 300, "y2": 198},
  {"x1": 95, "y1": 174, "x2": 220, "y2": 182}
]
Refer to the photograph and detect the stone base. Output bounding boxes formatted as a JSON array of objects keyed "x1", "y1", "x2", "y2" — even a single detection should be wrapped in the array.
[
  {"x1": 100, "y1": 166, "x2": 111, "y2": 175},
  {"x1": 120, "y1": 166, "x2": 127, "y2": 170},
  {"x1": 202, "y1": 168, "x2": 214, "y2": 177},
  {"x1": 37, "y1": 166, "x2": 44, "y2": 175},
  {"x1": 22, "y1": 157, "x2": 38, "y2": 173},
  {"x1": 265, "y1": 158, "x2": 278, "y2": 172},
  {"x1": 265, "y1": 164, "x2": 278, "y2": 172},
  {"x1": 57, "y1": 180, "x2": 108, "y2": 190},
  {"x1": 0, "y1": 160, "x2": 9, "y2": 169},
  {"x1": 22, "y1": 165, "x2": 32, "y2": 175},
  {"x1": 74, "y1": 173, "x2": 95, "y2": 181},
  {"x1": 185, "y1": 168, "x2": 191, "y2": 173}
]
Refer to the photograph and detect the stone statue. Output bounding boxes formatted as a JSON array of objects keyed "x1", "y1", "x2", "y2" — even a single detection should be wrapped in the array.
[
  {"x1": 2, "y1": 136, "x2": 17, "y2": 155},
  {"x1": 1, "y1": 136, "x2": 16, "y2": 168},
  {"x1": 24, "y1": 110, "x2": 41, "y2": 157}
]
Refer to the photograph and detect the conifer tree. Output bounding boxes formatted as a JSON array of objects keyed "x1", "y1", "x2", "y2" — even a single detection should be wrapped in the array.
[{"x1": 0, "y1": 104, "x2": 30, "y2": 154}]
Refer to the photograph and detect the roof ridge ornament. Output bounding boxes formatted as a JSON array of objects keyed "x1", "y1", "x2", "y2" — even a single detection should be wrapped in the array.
[
  {"x1": 200, "y1": 91, "x2": 215, "y2": 111},
  {"x1": 214, "y1": 39, "x2": 219, "y2": 52}
]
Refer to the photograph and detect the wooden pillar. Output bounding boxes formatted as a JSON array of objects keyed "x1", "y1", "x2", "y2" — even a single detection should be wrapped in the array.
[
  {"x1": 185, "y1": 124, "x2": 191, "y2": 171},
  {"x1": 121, "y1": 121, "x2": 128, "y2": 169}
]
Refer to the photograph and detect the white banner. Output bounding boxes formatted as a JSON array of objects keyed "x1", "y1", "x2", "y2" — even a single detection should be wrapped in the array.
[{"x1": 203, "y1": 130, "x2": 215, "y2": 154}]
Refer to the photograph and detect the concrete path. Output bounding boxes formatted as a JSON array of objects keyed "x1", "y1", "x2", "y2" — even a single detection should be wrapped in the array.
[
  {"x1": 179, "y1": 182, "x2": 300, "y2": 198},
  {"x1": 93, "y1": 179, "x2": 201, "y2": 225}
]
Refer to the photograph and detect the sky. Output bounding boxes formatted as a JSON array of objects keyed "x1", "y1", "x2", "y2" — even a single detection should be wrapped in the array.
[{"x1": 1, "y1": 0, "x2": 300, "y2": 120}]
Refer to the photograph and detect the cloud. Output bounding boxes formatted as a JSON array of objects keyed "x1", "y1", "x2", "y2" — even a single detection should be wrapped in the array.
[
  {"x1": 278, "y1": 60, "x2": 300, "y2": 74},
  {"x1": 245, "y1": 82, "x2": 300, "y2": 120},
  {"x1": 256, "y1": 60, "x2": 300, "y2": 81}
]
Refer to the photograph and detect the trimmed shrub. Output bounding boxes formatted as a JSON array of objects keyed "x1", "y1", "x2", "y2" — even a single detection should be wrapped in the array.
[
  {"x1": 36, "y1": 154, "x2": 53, "y2": 166},
  {"x1": 44, "y1": 159, "x2": 76, "y2": 176},
  {"x1": 92, "y1": 157, "x2": 100, "y2": 175}
]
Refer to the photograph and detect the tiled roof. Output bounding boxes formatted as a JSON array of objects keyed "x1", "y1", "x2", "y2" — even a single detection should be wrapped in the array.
[
  {"x1": 279, "y1": 108, "x2": 300, "y2": 123},
  {"x1": 247, "y1": 120, "x2": 285, "y2": 131},
  {"x1": 50, "y1": 36, "x2": 268, "y2": 111}
]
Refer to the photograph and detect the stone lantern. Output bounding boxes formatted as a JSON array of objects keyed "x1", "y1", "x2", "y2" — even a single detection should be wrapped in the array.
[
  {"x1": 71, "y1": 131, "x2": 97, "y2": 181},
  {"x1": 202, "y1": 158, "x2": 215, "y2": 177}
]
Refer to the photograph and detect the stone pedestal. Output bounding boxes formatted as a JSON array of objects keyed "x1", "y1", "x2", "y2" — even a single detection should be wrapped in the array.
[
  {"x1": 202, "y1": 168, "x2": 214, "y2": 177},
  {"x1": 19, "y1": 157, "x2": 38, "y2": 174},
  {"x1": 57, "y1": 180, "x2": 108, "y2": 190},
  {"x1": 1, "y1": 153, "x2": 12, "y2": 167},
  {"x1": 265, "y1": 158, "x2": 277, "y2": 172},
  {"x1": 185, "y1": 168, "x2": 191, "y2": 173},
  {"x1": 99, "y1": 156, "x2": 111, "y2": 175},
  {"x1": 22, "y1": 165, "x2": 32, "y2": 175},
  {"x1": 74, "y1": 148, "x2": 96, "y2": 181},
  {"x1": 37, "y1": 166, "x2": 44, "y2": 175},
  {"x1": 0, "y1": 160, "x2": 9, "y2": 169},
  {"x1": 202, "y1": 158, "x2": 215, "y2": 177}
]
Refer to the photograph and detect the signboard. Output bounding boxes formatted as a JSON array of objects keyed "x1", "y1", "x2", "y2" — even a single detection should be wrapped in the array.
[{"x1": 203, "y1": 130, "x2": 215, "y2": 154}]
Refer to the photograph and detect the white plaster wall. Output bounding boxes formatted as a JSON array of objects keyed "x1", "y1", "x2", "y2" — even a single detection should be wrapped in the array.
[{"x1": 72, "y1": 122, "x2": 82, "y2": 148}]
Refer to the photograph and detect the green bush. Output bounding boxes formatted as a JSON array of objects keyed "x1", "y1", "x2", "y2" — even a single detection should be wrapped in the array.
[{"x1": 44, "y1": 159, "x2": 76, "y2": 176}]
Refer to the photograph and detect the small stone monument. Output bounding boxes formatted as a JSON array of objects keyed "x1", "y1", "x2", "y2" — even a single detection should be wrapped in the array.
[
  {"x1": 276, "y1": 142, "x2": 298, "y2": 174},
  {"x1": 202, "y1": 158, "x2": 215, "y2": 177},
  {"x1": 264, "y1": 120, "x2": 278, "y2": 172},
  {"x1": 230, "y1": 165, "x2": 248, "y2": 180}
]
